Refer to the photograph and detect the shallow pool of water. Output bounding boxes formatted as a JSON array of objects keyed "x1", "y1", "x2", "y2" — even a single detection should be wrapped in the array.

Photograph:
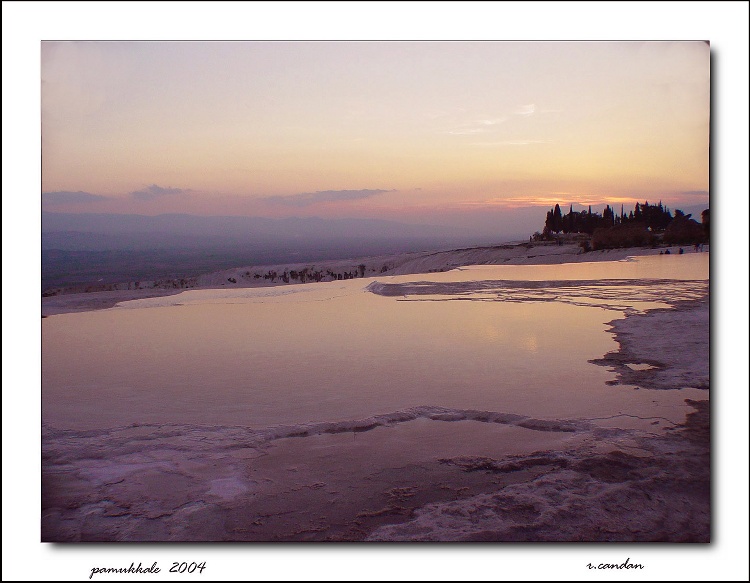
[{"x1": 42, "y1": 254, "x2": 708, "y2": 432}]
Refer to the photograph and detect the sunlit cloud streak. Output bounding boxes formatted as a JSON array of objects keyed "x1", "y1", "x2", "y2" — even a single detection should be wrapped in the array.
[
  {"x1": 460, "y1": 196, "x2": 567, "y2": 208},
  {"x1": 461, "y1": 193, "x2": 661, "y2": 209}
]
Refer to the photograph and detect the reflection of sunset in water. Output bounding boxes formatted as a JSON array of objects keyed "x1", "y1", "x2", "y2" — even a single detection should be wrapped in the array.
[
  {"x1": 43, "y1": 255, "x2": 708, "y2": 434},
  {"x1": 481, "y1": 324, "x2": 503, "y2": 342},
  {"x1": 521, "y1": 333, "x2": 538, "y2": 353}
]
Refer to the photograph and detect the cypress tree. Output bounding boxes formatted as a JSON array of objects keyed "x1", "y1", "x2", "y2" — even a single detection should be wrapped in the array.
[{"x1": 553, "y1": 204, "x2": 563, "y2": 233}]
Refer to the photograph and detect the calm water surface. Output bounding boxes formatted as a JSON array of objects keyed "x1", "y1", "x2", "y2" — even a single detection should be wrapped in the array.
[{"x1": 42, "y1": 254, "x2": 708, "y2": 430}]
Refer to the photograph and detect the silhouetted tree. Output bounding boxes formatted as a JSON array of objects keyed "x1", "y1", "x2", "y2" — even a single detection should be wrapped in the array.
[
  {"x1": 664, "y1": 215, "x2": 704, "y2": 244},
  {"x1": 553, "y1": 204, "x2": 563, "y2": 233},
  {"x1": 536, "y1": 201, "x2": 680, "y2": 243},
  {"x1": 544, "y1": 209, "x2": 554, "y2": 235},
  {"x1": 701, "y1": 209, "x2": 710, "y2": 240}
]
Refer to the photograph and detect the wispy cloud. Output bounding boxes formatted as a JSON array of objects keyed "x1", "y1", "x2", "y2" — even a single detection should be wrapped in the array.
[
  {"x1": 263, "y1": 189, "x2": 394, "y2": 207},
  {"x1": 130, "y1": 184, "x2": 187, "y2": 201},
  {"x1": 444, "y1": 116, "x2": 508, "y2": 136},
  {"x1": 513, "y1": 104, "x2": 536, "y2": 117},
  {"x1": 445, "y1": 103, "x2": 540, "y2": 137},
  {"x1": 477, "y1": 117, "x2": 508, "y2": 125},
  {"x1": 469, "y1": 139, "x2": 550, "y2": 146},
  {"x1": 447, "y1": 128, "x2": 491, "y2": 135},
  {"x1": 42, "y1": 190, "x2": 107, "y2": 205}
]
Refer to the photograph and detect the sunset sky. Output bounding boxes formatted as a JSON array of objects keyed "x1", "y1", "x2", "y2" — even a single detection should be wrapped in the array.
[
  {"x1": 41, "y1": 40, "x2": 709, "y2": 234},
  {"x1": 4, "y1": 2, "x2": 749, "y2": 580}
]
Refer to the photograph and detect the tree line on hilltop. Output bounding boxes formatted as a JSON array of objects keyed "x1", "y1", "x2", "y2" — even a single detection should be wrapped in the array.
[{"x1": 535, "y1": 201, "x2": 709, "y2": 250}]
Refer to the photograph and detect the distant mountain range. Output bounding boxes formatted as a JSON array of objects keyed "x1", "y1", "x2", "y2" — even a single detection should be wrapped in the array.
[
  {"x1": 41, "y1": 212, "x2": 504, "y2": 290},
  {"x1": 42, "y1": 212, "x2": 495, "y2": 251}
]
